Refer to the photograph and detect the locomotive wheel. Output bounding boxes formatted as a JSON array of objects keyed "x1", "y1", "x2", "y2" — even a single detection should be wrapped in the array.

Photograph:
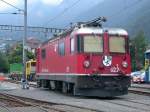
[
  {"x1": 37, "y1": 80, "x2": 41, "y2": 88},
  {"x1": 48, "y1": 81, "x2": 52, "y2": 90},
  {"x1": 73, "y1": 84, "x2": 76, "y2": 95},
  {"x1": 68, "y1": 83, "x2": 74, "y2": 93},
  {"x1": 50, "y1": 81, "x2": 56, "y2": 90},
  {"x1": 70, "y1": 83, "x2": 77, "y2": 95},
  {"x1": 62, "y1": 82, "x2": 68, "y2": 93}
]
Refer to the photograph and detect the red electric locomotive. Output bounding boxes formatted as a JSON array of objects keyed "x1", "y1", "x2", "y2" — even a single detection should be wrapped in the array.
[{"x1": 36, "y1": 17, "x2": 131, "y2": 97}]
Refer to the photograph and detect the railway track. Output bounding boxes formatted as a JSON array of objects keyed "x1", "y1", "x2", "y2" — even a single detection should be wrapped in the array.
[
  {"x1": 101, "y1": 97, "x2": 150, "y2": 112},
  {"x1": 0, "y1": 92, "x2": 56, "y2": 112},
  {"x1": 0, "y1": 93, "x2": 99, "y2": 112},
  {"x1": 129, "y1": 86, "x2": 150, "y2": 96},
  {"x1": 1, "y1": 92, "x2": 150, "y2": 112},
  {"x1": 2, "y1": 80, "x2": 150, "y2": 112}
]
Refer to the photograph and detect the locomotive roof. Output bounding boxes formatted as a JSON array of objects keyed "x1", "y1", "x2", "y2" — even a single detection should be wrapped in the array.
[
  {"x1": 42, "y1": 26, "x2": 128, "y2": 46},
  {"x1": 71, "y1": 27, "x2": 128, "y2": 36}
]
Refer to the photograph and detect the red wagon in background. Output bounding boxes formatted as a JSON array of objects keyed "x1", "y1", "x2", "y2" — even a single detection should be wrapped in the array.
[
  {"x1": 0, "y1": 75, "x2": 8, "y2": 81},
  {"x1": 36, "y1": 17, "x2": 131, "y2": 97}
]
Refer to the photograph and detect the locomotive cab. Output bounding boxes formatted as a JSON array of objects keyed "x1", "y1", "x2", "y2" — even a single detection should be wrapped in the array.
[
  {"x1": 69, "y1": 27, "x2": 131, "y2": 96},
  {"x1": 71, "y1": 27, "x2": 131, "y2": 76}
]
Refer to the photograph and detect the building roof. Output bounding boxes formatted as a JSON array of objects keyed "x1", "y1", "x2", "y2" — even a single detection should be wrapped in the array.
[{"x1": 26, "y1": 37, "x2": 41, "y2": 49}]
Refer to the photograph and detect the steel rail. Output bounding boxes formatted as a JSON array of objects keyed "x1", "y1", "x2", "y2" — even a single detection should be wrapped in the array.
[
  {"x1": 0, "y1": 105, "x2": 11, "y2": 112},
  {"x1": 5, "y1": 80, "x2": 150, "y2": 111},
  {"x1": 129, "y1": 89, "x2": 150, "y2": 96},
  {"x1": 0, "y1": 93, "x2": 99, "y2": 112},
  {"x1": 0, "y1": 93, "x2": 55, "y2": 112}
]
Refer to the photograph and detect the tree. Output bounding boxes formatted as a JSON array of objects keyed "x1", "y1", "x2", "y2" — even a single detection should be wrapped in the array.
[
  {"x1": 8, "y1": 44, "x2": 23, "y2": 63},
  {"x1": 26, "y1": 50, "x2": 35, "y2": 60},
  {"x1": 130, "y1": 31, "x2": 148, "y2": 71},
  {"x1": 0, "y1": 52, "x2": 9, "y2": 73},
  {"x1": 8, "y1": 43, "x2": 35, "y2": 64},
  {"x1": 0, "y1": 43, "x2": 35, "y2": 73}
]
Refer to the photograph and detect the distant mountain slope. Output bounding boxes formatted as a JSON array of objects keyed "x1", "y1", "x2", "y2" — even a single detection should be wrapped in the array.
[
  {"x1": 76, "y1": 0, "x2": 150, "y2": 41},
  {"x1": 125, "y1": 0, "x2": 150, "y2": 40}
]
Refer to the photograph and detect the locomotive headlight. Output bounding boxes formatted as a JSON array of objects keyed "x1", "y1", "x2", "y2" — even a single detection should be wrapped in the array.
[
  {"x1": 122, "y1": 61, "x2": 128, "y2": 68},
  {"x1": 83, "y1": 60, "x2": 90, "y2": 68}
]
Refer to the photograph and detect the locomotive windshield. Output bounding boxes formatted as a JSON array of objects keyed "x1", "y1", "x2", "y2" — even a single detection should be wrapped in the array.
[
  {"x1": 109, "y1": 36, "x2": 126, "y2": 53},
  {"x1": 31, "y1": 62, "x2": 36, "y2": 66},
  {"x1": 84, "y1": 35, "x2": 103, "y2": 53}
]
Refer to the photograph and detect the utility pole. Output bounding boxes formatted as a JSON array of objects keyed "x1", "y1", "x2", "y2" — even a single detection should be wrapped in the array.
[{"x1": 23, "y1": 0, "x2": 27, "y2": 80}]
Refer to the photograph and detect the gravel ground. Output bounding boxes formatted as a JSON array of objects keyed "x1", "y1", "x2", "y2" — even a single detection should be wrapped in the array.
[
  {"x1": 0, "y1": 106, "x2": 50, "y2": 112},
  {"x1": 0, "y1": 81, "x2": 150, "y2": 112}
]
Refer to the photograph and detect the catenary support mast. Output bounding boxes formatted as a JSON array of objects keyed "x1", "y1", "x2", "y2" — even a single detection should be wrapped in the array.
[{"x1": 23, "y1": 0, "x2": 27, "y2": 80}]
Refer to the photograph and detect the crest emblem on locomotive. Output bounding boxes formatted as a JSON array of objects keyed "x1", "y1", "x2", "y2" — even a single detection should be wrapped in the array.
[{"x1": 103, "y1": 55, "x2": 112, "y2": 66}]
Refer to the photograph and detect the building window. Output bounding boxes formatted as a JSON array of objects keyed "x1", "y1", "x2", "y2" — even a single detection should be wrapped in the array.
[
  {"x1": 58, "y1": 42, "x2": 65, "y2": 56},
  {"x1": 41, "y1": 49, "x2": 46, "y2": 59}
]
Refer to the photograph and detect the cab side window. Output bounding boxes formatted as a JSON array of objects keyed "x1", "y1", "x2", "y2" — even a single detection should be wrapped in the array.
[
  {"x1": 58, "y1": 42, "x2": 65, "y2": 56},
  {"x1": 41, "y1": 49, "x2": 46, "y2": 59}
]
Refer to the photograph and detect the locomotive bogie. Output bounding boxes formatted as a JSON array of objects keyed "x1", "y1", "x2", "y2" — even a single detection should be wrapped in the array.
[{"x1": 36, "y1": 75, "x2": 130, "y2": 97}]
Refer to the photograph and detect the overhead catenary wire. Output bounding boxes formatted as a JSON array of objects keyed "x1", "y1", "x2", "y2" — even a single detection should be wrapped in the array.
[
  {"x1": 43, "y1": 0, "x2": 81, "y2": 26},
  {"x1": 0, "y1": 0, "x2": 144, "y2": 33},
  {"x1": 0, "y1": 0, "x2": 23, "y2": 12},
  {"x1": 44, "y1": 0, "x2": 142, "y2": 28},
  {"x1": 70, "y1": 0, "x2": 142, "y2": 28},
  {"x1": 0, "y1": 12, "x2": 22, "y2": 15}
]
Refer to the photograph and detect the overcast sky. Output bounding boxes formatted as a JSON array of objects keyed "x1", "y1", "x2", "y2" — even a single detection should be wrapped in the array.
[
  {"x1": 0, "y1": 0, "x2": 66, "y2": 11},
  {"x1": 0, "y1": 0, "x2": 104, "y2": 27},
  {"x1": 1, "y1": 0, "x2": 149, "y2": 41}
]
